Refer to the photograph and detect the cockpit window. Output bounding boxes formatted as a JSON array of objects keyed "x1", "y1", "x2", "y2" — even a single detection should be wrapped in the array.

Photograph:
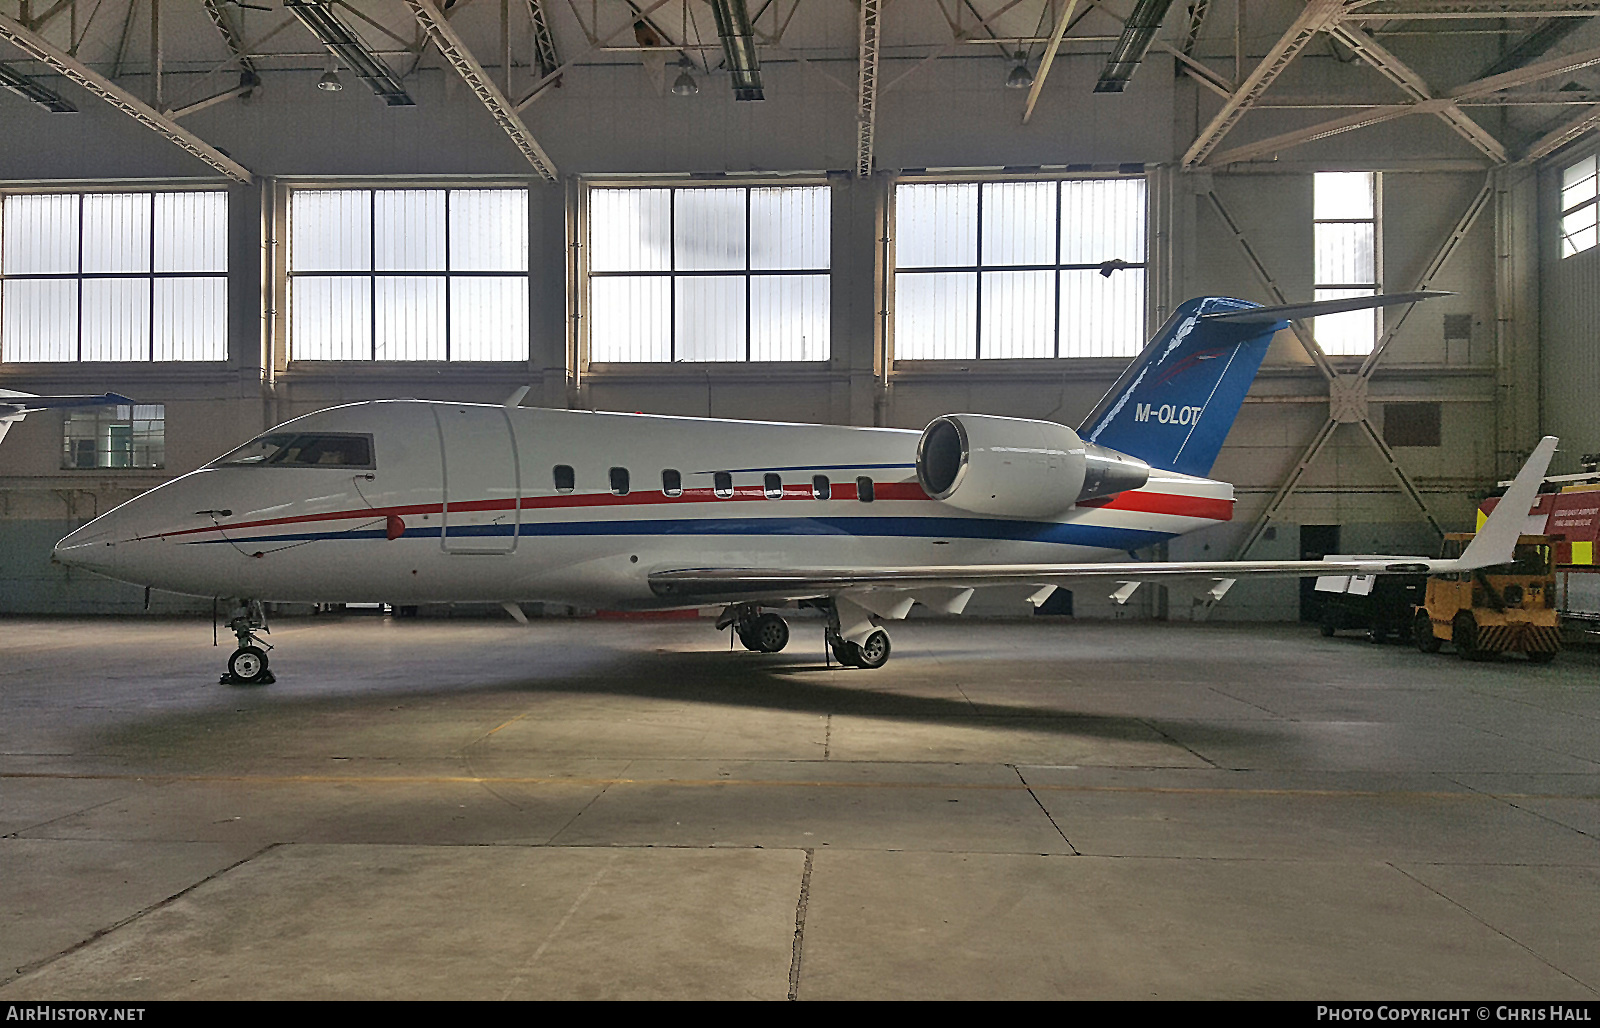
[{"x1": 216, "y1": 433, "x2": 374, "y2": 468}]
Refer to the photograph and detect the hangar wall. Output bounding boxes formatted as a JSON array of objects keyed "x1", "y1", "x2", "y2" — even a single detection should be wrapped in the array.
[{"x1": 0, "y1": 46, "x2": 1546, "y2": 618}]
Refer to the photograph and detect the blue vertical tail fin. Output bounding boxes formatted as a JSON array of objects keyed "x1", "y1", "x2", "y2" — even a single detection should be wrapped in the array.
[
  {"x1": 1078, "y1": 297, "x2": 1279, "y2": 478},
  {"x1": 1078, "y1": 291, "x2": 1444, "y2": 477}
]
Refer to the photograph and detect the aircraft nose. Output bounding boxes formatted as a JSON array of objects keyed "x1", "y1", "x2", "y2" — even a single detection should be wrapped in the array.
[{"x1": 53, "y1": 518, "x2": 121, "y2": 573}]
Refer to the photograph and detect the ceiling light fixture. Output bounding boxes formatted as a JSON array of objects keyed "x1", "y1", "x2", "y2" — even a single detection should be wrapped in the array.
[
  {"x1": 1005, "y1": 52, "x2": 1034, "y2": 90},
  {"x1": 316, "y1": 64, "x2": 343, "y2": 91},
  {"x1": 671, "y1": 56, "x2": 699, "y2": 97}
]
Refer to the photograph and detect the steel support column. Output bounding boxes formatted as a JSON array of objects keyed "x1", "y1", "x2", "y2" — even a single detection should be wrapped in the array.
[{"x1": 1229, "y1": 178, "x2": 1494, "y2": 557}]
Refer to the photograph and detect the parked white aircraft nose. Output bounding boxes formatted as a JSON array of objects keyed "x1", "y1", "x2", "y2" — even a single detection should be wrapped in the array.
[{"x1": 52, "y1": 519, "x2": 120, "y2": 575}]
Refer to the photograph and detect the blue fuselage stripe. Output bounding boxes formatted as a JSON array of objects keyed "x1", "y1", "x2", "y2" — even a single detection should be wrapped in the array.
[{"x1": 189, "y1": 516, "x2": 1174, "y2": 550}]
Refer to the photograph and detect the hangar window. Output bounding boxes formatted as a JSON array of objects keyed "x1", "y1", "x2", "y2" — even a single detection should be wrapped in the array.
[
  {"x1": 587, "y1": 184, "x2": 830, "y2": 362},
  {"x1": 1, "y1": 191, "x2": 227, "y2": 363},
  {"x1": 288, "y1": 188, "x2": 529, "y2": 361},
  {"x1": 1312, "y1": 172, "x2": 1381, "y2": 356},
  {"x1": 62, "y1": 405, "x2": 165, "y2": 469},
  {"x1": 1561, "y1": 155, "x2": 1598, "y2": 258},
  {"x1": 892, "y1": 177, "x2": 1146, "y2": 360}
]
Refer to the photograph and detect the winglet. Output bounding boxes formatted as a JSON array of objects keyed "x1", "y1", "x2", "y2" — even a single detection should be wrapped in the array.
[
  {"x1": 1456, "y1": 436, "x2": 1558, "y2": 570},
  {"x1": 504, "y1": 386, "x2": 532, "y2": 409}
]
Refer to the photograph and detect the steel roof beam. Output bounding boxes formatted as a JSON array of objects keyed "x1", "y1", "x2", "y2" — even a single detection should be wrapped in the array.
[
  {"x1": 1022, "y1": 0, "x2": 1082, "y2": 124},
  {"x1": 1478, "y1": 17, "x2": 1585, "y2": 79},
  {"x1": 1180, "y1": 0, "x2": 1210, "y2": 55},
  {"x1": 1181, "y1": 0, "x2": 1348, "y2": 168},
  {"x1": 857, "y1": 0, "x2": 880, "y2": 177},
  {"x1": 1095, "y1": 0, "x2": 1178, "y2": 92},
  {"x1": 1522, "y1": 102, "x2": 1600, "y2": 160},
  {"x1": 1212, "y1": 41, "x2": 1600, "y2": 163},
  {"x1": 406, "y1": 0, "x2": 558, "y2": 180},
  {"x1": 526, "y1": 0, "x2": 560, "y2": 78},
  {"x1": 1329, "y1": 22, "x2": 1506, "y2": 161},
  {"x1": 1345, "y1": 0, "x2": 1600, "y2": 17},
  {"x1": 0, "y1": 10, "x2": 252, "y2": 181}
]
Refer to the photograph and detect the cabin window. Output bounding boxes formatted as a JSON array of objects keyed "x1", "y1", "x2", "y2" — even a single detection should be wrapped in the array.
[
  {"x1": 713, "y1": 471, "x2": 734, "y2": 498},
  {"x1": 553, "y1": 464, "x2": 575, "y2": 493},
  {"x1": 662, "y1": 469, "x2": 682, "y2": 497},
  {"x1": 764, "y1": 473, "x2": 783, "y2": 499},
  {"x1": 856, "y1": 476, "x2": 875, "y2": 503},
  {"x1": 813, "y1": 474, "x2": 830, "y2": 499},
  {"x1": 610, "y1": 467, "x2": 630, "y2": 495},
  {"x1": 216, "y1": 432, "x2": 373, "y2": 468}
]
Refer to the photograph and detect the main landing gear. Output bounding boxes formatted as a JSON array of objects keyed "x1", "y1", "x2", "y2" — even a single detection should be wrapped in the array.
[
  {"x1": 221, "y1": 600, "x2": 275, "y2": 685},
  {"x1": 718, "y1": 602, "x2": 892, "y2": 669},
  {"x1": 718, "y1": 604, "x2": 791, "y2": 653}
]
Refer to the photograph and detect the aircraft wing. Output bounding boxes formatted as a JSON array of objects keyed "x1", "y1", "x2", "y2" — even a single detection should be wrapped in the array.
[{"x1": 649, "y1": 437, "x2": 1559, "y2": 628}]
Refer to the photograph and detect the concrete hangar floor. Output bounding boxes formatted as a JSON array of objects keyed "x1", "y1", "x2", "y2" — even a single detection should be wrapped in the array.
[{"x1": 0, "y1": 613, "x2": 1596, "y2": 1001}]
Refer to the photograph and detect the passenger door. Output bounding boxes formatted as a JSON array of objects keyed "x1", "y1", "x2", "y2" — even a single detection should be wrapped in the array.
[{"x1": 432, "y1": 405, "x2": 520, "y2": 554}]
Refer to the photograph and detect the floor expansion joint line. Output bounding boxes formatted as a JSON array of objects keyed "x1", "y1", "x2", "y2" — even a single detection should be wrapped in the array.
[
  {"x1": 1013, "y1": 765, "x2": 1079, "y2": 856},
  {"x1": 0, "y1": 841, "x2": 280, "y2": 989},
  {"x1": 788, "y1": 848, "x2": 814, "y2": 1002},
  {"x1": 1137, "y1": 717, "x2": 1222, "y2": 769},
  {"x1": 1388, "y1": 862, "x2": 1600, "y2": 997},
  {"x1": 1443, "y1": 773, "x2": 1598, "y2": 842}
]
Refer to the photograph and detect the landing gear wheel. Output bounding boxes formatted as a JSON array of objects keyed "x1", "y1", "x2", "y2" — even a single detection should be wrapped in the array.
[
  {"x1": 1320, "y1": 616, "x2": 1337, "y2": 638},
  {"x1": 1453, "y1": 612, "x2": 1489, "y2": 661},
  {"x1": 1415, "y1": 612, "x2": 1441, "y2": 653},
  {"x1": 226, "y1": 645, "x2": 271, "y2": 685},
  {"x1": 829, "y1": 637, "x2": 855, "y2": 667},
  {"x1": 847, "y1": 629, "x2": 891, "y2": 670},
  {"x1": 736, "y1": 626, "x2": 762, "y2": 651},
  {"x1": 1367, "y1": 627, "x2": 1388, "y2": 644},
  {"x1": 747, "y1": 613, "x2": 790, "y2": 653},
  {"x1": 1527, "y1": 650, "x2": 1557, "y2": 664}
]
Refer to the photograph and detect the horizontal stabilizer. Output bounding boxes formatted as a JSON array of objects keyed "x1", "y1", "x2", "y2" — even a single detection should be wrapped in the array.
[
  {"x1": 0, "y1": 391, "x2": 139, "y2": 416},
  {"x1": 1201, "y1": 291, "x2": 1450, "y2": 324}
]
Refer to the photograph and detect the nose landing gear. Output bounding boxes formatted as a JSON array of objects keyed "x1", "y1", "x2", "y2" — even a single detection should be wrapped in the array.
[{"x1": 221, "y1": 600, "x2": 275, "y2": 685}]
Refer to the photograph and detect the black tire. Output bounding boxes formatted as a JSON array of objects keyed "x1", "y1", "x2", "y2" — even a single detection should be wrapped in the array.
[
  {"x1": 1527, "y1": 650, "x2": 1557, "y2": 664},
  {"x1": 1367, "y1": 626, "x2": 1388, "y2": 644},
  {"x1": 829, "y1": 637, "x2": 856, "y2": 667},
  {"x1": 1453, "y1": 612, "x2": 1490, "y2": 661},
  {"x1": 228, "y1": 645, "x2": 270, "y2": 684},
  {"x1": 736, "y1": 626, "x2": 761, "y2": 651},
  {"x1": 1415, "y1": 612, "x2": 1441, "y2": 653},
  {"x1": 847, "y1": 630, "x2": 891, "y2": 670},
  {"x1": 748, "y1": 613, "x2": 790, "y2": 653},
  {"x1": 1320, "y1": 616, "x2": 1337, "y2": 638}
]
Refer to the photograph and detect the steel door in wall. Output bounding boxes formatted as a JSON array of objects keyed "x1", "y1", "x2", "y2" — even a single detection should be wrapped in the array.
[{"x1": 433, "y1": 405, "x2": 520, "y2": 554}]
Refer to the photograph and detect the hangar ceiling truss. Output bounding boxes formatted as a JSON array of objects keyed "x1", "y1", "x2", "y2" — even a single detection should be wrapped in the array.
[{"x1": 1184, "y1": 0, "x2": 1600, "y2": 168}]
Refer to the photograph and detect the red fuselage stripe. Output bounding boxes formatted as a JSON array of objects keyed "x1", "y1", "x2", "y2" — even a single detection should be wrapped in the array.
[{"x1": 142, "y1": 484, "x2": 1233, "y2": 541}]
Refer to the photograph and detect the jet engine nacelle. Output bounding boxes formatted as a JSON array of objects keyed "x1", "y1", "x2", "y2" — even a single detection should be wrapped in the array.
[{"x1": 915, "y1": 413, "x2": 1151, "y2": 518}]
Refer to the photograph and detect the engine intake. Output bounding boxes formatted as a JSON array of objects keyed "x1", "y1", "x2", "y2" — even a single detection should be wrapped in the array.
[{"x1": 915, "y1": 413, "x2": 1150, "y2": 518}]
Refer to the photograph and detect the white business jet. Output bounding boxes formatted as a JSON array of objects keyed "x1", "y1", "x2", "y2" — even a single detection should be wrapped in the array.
[{"x1": 49, "y1": 292, "x2": 1557, "y2": 684}]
